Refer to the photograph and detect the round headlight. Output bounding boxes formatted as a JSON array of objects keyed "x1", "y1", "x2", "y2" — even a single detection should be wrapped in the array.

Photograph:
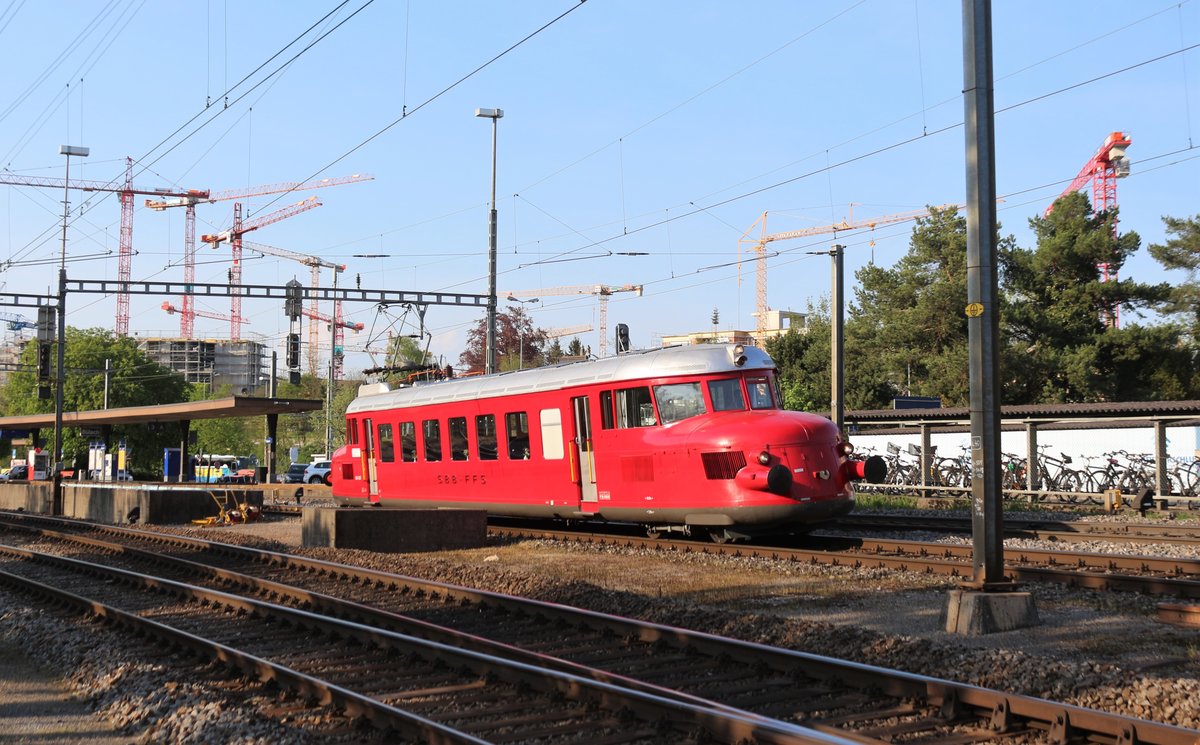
[
  {"x1": 838, "y1": 441, "x2": 855, "y2": 456},
  {"x1": 758, "y1": 450, "x2": 771, "y2": 465}
]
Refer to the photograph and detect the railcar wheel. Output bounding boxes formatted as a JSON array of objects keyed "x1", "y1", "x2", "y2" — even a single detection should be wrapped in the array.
[{"x1": 645, "y1": 527, "x2": 662, "y2": 540}]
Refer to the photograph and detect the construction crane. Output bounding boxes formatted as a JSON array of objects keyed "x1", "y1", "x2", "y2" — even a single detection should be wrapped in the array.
[
  {"x1": 244, "y1": 240, "x2": 346, "y2": 376},
  {"x1": 0, "y1": 311, "x2": 36, "y2": 331},
  {"x1": 1044, "y1": 131, "x2": 1130, "y2": 218},
  {"x1": 738, "y1": 205, "x2": 959, "y2": 339},
  {"x1": 1044, "y1": 131, "x2": 1131, "y2": 328},
  {"x1": 146, "y1": 174, "x2": 371, "y2": 339},
  {"x1": 501, "y1": 285, "x2": 643, "y2": 357},
  {"x1": 201, "y1": 197, "x2": 322, "y2": 340},
  {"x1": 0, "y1": 156, "x2": 204, "y2": 335},
  {"x1": 161, "y1": 301, "x2": 363, "y2": 380}
]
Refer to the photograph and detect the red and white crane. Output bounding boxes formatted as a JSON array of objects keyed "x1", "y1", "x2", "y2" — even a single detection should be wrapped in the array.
[
  {"x1": 244, "y1": 240, "x2": 345, "y2": 376},
  {"x1": 145, "y1": 173, "x2": 371, "y2": 338},
  {"x1": 0, "y1": 156, "x2": 205, "y2": 335},
  {"x1": 200, "y1": 197, "x2": 322, "y2": 340},
  {"x1": 1045, "y1": 131, "x2": 1131, "y2": 327}
]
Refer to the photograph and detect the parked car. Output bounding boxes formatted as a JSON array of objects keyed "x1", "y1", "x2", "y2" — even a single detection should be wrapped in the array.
[
  {"x1": 0, "y1": 464, "x2": 28, "y2": 481},
  {"x1": 277, "y1": 463, "x2": 308, "y2": 484},
  {"x1": 304, "y1": 460, "x2": 332, "y2": 485}
]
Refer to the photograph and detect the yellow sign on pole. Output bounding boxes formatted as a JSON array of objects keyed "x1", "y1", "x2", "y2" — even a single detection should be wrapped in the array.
[{"x1": 964, "y1": 302, "x2": 984, "y2": 317}]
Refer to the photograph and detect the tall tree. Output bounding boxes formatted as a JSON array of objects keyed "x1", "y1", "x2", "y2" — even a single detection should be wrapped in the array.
[
  {"x1": 847, "y1": 206, "x2": 992, "y2": 407},
  {"x1": 1004, "y1": 191, "x2": 1174, "y2": 402},
  {"x1": 1148, "y1": 214, "x2": 1200, "y2": 338},
  {"x1": 458, "y1": 307, "x2": 548, "y2": 373}
]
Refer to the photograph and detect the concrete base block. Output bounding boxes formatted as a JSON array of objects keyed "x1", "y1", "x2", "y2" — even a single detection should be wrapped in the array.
[
  {"x1": 0, "y1": 482, "x2": 53, "y2": 514},
  {"x1": 62, "y1": 485, "x2": 263, "y2": 525},
  {"x1": 944, "y1": 589, "x2": 1039, "y2": 635},
  {"x1": 302, "y1": 507, "x2": 487, "y2": 553}
]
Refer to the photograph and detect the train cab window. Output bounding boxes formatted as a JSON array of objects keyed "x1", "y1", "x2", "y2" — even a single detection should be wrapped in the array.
[
  {"x1": 423, "y1": 419, "x2": 442, "y2": 461},
  {"x1": 346, "y1": 419, "x2": 359, "y2": 445},
  {"x1": 377, "y1": 423, "x2": 395, "y2": 463},
  {"x1": 505, "y1": 411, "x2": 530, "y2": 460},
  {"x1": 747, "y1": 377, "x2": 776, "y2": 409},
  {"x1": 616, "y1": 386, "x2": 657, "y2": 428},
  {"x1": 653, "y1": 382, "x2": 706, "y2": 424},
  {"x1": 475, "y1": 414, "x2": 498, "y2": 460},
  {"x1": 400, "y1": 421, "x2": 416, "y2": 462},
  {"x1": 599, "y1": 391, "x2": 615, "y2": 430},
  {"x1": 449, "y1": 417, "x2": 469, "y2": 461},
  {"x1": 708, "y1": 379, "x2": 746, "y2": 411}
]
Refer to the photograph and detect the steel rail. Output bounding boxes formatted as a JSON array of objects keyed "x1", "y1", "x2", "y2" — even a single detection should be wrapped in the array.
[
  {"x1": 832, "y1": 514, "x2": 1200, "y2": 545},
  {"x1": 1, "y1": 512, "x2": 1197, "y2": 744},
  {"x1": 0, "y1": 541, "x2": 843, "y2": 745}
]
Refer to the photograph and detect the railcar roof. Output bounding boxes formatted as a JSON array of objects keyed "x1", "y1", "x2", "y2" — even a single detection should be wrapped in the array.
[{"x1": 346, "y1": 344, "x2": 774, "y2": 414}]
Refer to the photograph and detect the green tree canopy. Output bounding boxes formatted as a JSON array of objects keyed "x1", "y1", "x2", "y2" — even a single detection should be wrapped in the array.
[
  {"x1": 846, "y1": 206, "x2": 987, "y2": 407},
  {"x1": 1003, "y1": 192, "x2": 1176, "y2": 402}
]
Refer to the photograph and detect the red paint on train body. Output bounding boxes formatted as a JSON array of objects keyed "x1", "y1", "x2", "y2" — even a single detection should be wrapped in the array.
[{"x1": 332, "y1": 344, "x2": 882, "y2": 538}]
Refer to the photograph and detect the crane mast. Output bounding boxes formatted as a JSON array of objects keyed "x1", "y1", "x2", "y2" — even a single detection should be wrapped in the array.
[
  {"x1": 1044, "y1": 131, "x2": 1131, "y2": 327},
  {"x1": 244, "y1": 240, "x2": 345, "y2": 376},
  {"x1": 201, "y1": 197, "x2": 323, "y2": 340}
]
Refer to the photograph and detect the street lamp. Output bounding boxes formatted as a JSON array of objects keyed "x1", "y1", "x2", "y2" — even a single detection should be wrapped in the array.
[
  {"x1": 475, "y1": 107, "x2": 503, "y2": 375},
  {"x1": 507, "y1": 297, "x2": 539, "y2": 370},
  {"x1": 54, "y1": 145, "x2": 89, "y2": 475}
]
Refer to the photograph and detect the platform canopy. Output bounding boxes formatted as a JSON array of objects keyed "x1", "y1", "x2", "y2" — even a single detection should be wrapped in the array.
[{"x1": 0, "y1": 396, "x2": 322, "y2": 430}]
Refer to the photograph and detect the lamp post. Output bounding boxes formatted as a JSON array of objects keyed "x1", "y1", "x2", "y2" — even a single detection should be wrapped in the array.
[
  {"x1": 54, "y1": 145, "x2": 89, "y2": 475},
  {"x1": 507, "y1": 297, "x2": 538, "y2": 370},
  {"x1": 324, "y1": 270, "x2": 339, "y2": 459},
  {"x1": 475, "y1": 107, "x2": 503, "y2": 375}
]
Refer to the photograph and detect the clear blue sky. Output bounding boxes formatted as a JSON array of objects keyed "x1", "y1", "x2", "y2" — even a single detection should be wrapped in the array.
[{"x1": 1, "y1": 1, "x2": 1197, "y2": 375}]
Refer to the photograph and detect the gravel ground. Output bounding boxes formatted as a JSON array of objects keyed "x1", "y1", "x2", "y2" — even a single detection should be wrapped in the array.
[{"x1": 2, "y1": 506, "x2": 1198, "y2": 741}]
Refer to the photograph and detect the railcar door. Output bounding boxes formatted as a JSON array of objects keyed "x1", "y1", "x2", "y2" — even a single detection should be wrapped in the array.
[
  {"x1": 363, "y1": 417, "x2": 379, "y2": 500},
  {"x1": 571, "y1": 396, "x2": 597, "y2": 507}
]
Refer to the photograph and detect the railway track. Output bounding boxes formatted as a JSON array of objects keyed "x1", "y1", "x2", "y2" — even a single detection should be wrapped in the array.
[
  {"x1": 831, "y1": 513, "x2": 1200, "y2": 547},
  {"x1": 486, "y1": 523, "x2": 1200, "y2": 599},
  {"x1": 1, "y1": 511, "x2": 1196, "y2": 744}
]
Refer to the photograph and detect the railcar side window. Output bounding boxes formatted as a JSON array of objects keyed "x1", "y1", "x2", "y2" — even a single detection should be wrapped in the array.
[
  {"x1": 505, "y1": 411, "x2": 530, "y2": 460},
  {"x1": 540, "y1": 409, "x2": 565, "y2": 460},
  {"x1": 400, "y1": 421, "x2": 416, "y2": 462},
  {"x1": 708, "y1": 379, "x2": 746, "y2": 411},
  {"x1": 475, "y1": 414, "x2": 498, "y2": 460},
  {"x1": 449, "y1": 417, "x2": 469, "y2": 461},
  {"x1": 747, "y1": 377, "x2": 776, "y2": 409},
  {"x1": 653, "y1": 382, "x2": 706, "y2": 424},
  {"x1": 422, "y1": 419, "x2": 442, "y2": 462},
  {"x1": 346, "y1": 418, "x2": 358, "y2": 445},
  {"x1": 599, "y1": 391, "x2": 615, "y2": 430},
  {"x1": 616, "y1": 386, "x2": 657, "y2": 428},
  {"x1": 377, "y1": 423, "x2": 395, "y2": 463}
]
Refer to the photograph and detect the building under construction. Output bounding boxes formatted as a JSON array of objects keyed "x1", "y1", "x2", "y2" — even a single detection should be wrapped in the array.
[
  {"x1": 137, "y1": 337, "x2": 266, "y2": 394},
  {"x1": 659, "y1": 310, "x2": 807, "y2": 348}
]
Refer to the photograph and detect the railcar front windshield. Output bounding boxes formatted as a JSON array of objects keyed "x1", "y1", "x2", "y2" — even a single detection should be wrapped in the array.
[
  {"x1": 747, "y1": 377, "x2": 777, "y2": 409},
  {"x1": 653, "y1": 382, "x2": 706, "y2": 424},
  {"x1": 707, "y1": 379, "x2": 746, "y2": 411}
]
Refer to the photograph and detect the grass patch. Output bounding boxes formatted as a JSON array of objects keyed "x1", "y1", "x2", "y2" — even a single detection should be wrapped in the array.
[{"x1": 854, "y1": 493, "x2": 919, "y2": 510}]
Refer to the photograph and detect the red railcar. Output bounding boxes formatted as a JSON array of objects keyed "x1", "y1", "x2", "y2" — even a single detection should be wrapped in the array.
[{"x1": 332, "y1": 344, "x2": 884, "y2": 541}]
